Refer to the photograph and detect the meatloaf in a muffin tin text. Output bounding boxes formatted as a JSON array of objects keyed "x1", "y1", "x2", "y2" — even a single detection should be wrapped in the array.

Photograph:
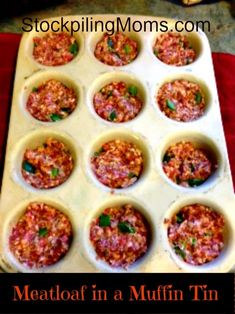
[
  {"x1": 94, "y1": 32, "x2": 138, "y2": 66},
  {"x1": 162, "y1": 141, "x2": 217, "y2": 188},
  {"x1": 165, "y1": 203, "x2": 225, "y2": 266},
  {"x1": 153, "y1": 33, "x2": 196, "y2": 66},
  {"x1": 90, "y1": 204, "x2": 150, "y2": 268},
  {"x1": 157, "y1": 79, "x2": 206, "y2": 122},
  {"x1": 91, "y1": 139, "x2": 144, "y2": 189},
  {"x1": 22, "y1": 138, "x2": 74, "y2": 189},
  {"x1": 33, "y1": 32, "x2": 79, "y2": 66},
  {"x1": 26, "y1": 79, "x2": 77, "y2": 122},
  {"x1": 93, "y1": 81, "x2": 143, "y2": 123},
  {"x1": 9, "y1": 202, "x2": 73, "y2": 268}
]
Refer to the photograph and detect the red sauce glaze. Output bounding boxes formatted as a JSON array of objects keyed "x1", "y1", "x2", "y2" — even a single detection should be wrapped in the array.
[
  {"x1": 9, "y1": 202, "x2": 73, "y2": 268},
  {"x1": 94, "y1": 32, "x2": 138, "y2": 66},
  {"x1": 90, "y1": 204, "x2": 150, "y2": 268},
  {"x1": 166, "y1": 204, "x2": 225, "y2": 265}
]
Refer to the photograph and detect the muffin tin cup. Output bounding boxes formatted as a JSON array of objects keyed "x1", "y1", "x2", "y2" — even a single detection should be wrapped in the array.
[
  {"x1": 149, "y1": 20, "x2": 205, "y2": 69},
  {"x1": 156, "y1": 130, "x2": 225, "y2": 193},
  {"x1": 0, "y1": 197, "x2": 78, "y2": 273},
  {"x1": 20, "y1": 70, "x2": 83, "y2": 125},
  {"x1": 153, "y1": 72, "x2": 213, "y2": 125},
  {"x1": 11, "y1": 129, "x2": 79, "y2": 193},
  {"x1": 83, "y1": 195, "x2": 157, "y2": 273},
  {"x1": 0, "y1": 15, "x2": 234, "y2": 273},
  {"x1": 161, "y1": 195, "x2": 235, "y2": 273},
  {"x1": 87, "y1": 71, "x2": 148, "y2": 125},
  {"x1": 24, "y1": 24, "x2": 85, "y2": 69},
  {"x1": 86, "y1": 128, "x2": 152, "y2": 192}
]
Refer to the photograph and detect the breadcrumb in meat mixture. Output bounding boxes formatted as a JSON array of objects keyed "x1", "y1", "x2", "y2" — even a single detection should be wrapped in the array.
[
  {"x1": 157, "y1": 79, "x2": 206, "y2": 122},
  {"x1": 26, "y1": 79, "x2": 77, "y2": 122},
  {"x1": 165, "y1": 203, "x2": 225, "y2": 265},
  {"x1": 91, "y1": 139, "x2": 144, "y2": 189},
  {"x1": 33, "y1": 32, "x2": 78, "y2": 66},
  {"x1": 22, "y1": 138, "x2": 74, "y2": 189},
  {"x1": 94, "y1": 32, "x2": 138, "y2": 66},
  {"x1": 90, "y1": 204, "x2": 150, "y2": 268},
  {"x1": 93, "y1": 81, "x2": 143, "y2": 123},
  {"x1": 153, "y1": 33, "x2": 196, "y2": 66},
  {"x1": 9, "y1": 202, "x2": 73, "y2": 268},
  {"x1": 162, "y1": 141, "x2": 217, "y2": 188}
]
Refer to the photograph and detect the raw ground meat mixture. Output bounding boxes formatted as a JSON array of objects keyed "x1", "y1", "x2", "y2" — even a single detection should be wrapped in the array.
[
  {"x1": 153, "y1": 33, "x2": 196, "y2": 66},
  {"x1": 94, "y1": 32, "x2": 138, "y2": 66},
  {"x1": 165, "y1": 203, "x2": 225, "y2": 265},
  {"x1": 90, "y1": 204, "x2": 150, "y2": 268},
  {"x1": 93, "y1": 81, "x2": 143, "y2": 123},
  {"x1": 9, "y1": 202, "x2": 73, "y2": 268},
  {"x1": 162, "y1": 141, "x2": 217, "y2": 188},
  {"x1": 22, "y1": 138, "x2": 74, "y2": 189},
  {"x1": 157, "y1": 79, "x2": 206, "y2": 122},
  {"x1": 91, "y1": 139, "x2": 144, "y2": 189},
  {"x1": 26, "y1": 79, "x2": 77, "y2": 122},
  {"x1": 33, "y1": 32, "x2": 78, "y2": 66}
]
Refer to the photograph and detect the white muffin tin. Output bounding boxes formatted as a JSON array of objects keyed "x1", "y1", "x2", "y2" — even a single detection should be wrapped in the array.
[{"x1": 0, "y1": 15, "x2": 234, "y2": 273}]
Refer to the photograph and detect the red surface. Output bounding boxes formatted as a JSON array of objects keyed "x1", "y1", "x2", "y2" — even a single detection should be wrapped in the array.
[{"x1": 0, "y1": 33, "x2": 234, "y2": 189}]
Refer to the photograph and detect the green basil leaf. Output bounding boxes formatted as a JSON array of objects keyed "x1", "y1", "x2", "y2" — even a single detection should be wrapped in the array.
[
  {"x1": 124, "y1": 44, "x2": 131, "y2": 54},
  {"x1": 188, "y1": 178, "x2": 205, "y2": 187},
  {"x1": 94, "y1": 147, "x2": 104, "y2": 157},
  {"x1": 163, "y1": 153, "x2": 173, "y2": 163},
  {"x1": 195, "y1": 92, "x2": 202, "y2": 104},
  {"x1": 23, "y1": 161, "x2": 36, "y2": 174},
  {"x1": 128, "y1": 172, "x2": 137, "y2": 179},
  {"x1": 69, "y1": 42, "x2": 78, "y2": 55},
  {"x1": 176, "y1": 213, "x2": 184, "y2": 224},
  {"x1": 191, "y1": 238, "x2": 197, "y2": 246},
  {"x1": 154, "y1": 49, "x2": 158, "y2": 57},
  {"x1": 51, "y1": 168, "x2": 59, "y2": 178},
  {"x1": 38, "y1": 227, "x2": 48, "y2": 237},
  {"x1": 118, "y1": 221, "x2": 135, "y2": 234},
  {"x1": 166, "y1": 99, "x2": 176, "y2": 111},
  {"x1": 99, "y1": 214, "x2": 111, "y2": 227},
  {"x1": 50, "y1": 114, "x2": 62, "y2": 122},
  {"x1": 128, "y1": 85, "x2": 138, "y2": 96},
  {"x1": 109, "y1": 110, "x2": 117, "y2": 121},
  {"x1": 174, "y1": 246, "x2": 186, "y2": 259}
]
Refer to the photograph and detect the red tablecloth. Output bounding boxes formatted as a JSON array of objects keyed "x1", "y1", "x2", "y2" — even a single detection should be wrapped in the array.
[{"x1": 0, "y1": 33, "x2": 234, "y2": 189}]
